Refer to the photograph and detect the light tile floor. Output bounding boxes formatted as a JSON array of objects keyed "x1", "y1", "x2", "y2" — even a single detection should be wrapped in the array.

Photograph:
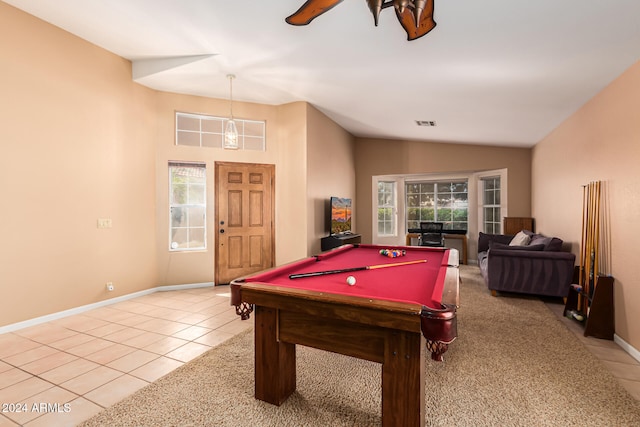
[
  {"x1": 1, "y1": 289, "x2": 639, "y2": 426},
  {"x1": 0, "y1": 286, "x2": 251, "y2": 426},
  {"x1": 545, "y1": 301, "x2": 640, "y2": 401}
]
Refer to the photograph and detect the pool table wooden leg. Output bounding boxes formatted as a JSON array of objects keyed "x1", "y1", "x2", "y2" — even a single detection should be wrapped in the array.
[
  {"x1": 382, "y1": 330, "x2": 425, "y2": 427},
  {"x1": 254, "y1": 306, "x2": 296, "y2": 405}
]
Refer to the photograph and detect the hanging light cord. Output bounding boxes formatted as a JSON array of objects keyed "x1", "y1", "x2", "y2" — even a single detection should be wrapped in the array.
[{"x1": 228, "y1": 74, "x2": 234, "y2": 119}]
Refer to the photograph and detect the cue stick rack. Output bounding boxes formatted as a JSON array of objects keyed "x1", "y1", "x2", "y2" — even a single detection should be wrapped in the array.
[{"x1": 563, "y1": 181, "x2": 614, "y2": 339}]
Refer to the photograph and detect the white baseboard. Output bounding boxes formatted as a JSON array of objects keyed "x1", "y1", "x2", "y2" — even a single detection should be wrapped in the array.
[
  {"x1": 614, "y1": 334, "x2": 640, "y2": 363},
  {"x1": 0, "y1": 282, "x2": 214, "y2": 335},
  {"x1": 154, "y1": 282, "x2": 213, "y2": 292}
]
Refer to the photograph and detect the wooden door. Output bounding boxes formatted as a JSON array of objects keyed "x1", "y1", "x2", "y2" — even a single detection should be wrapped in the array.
[{"x1": 215, "y1": 162, "x2": 275, "y2": 284}]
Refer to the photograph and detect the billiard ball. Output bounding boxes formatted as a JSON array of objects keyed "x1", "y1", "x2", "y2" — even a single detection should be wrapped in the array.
[{"x1": 346, "y1": 275, "x2": 356, "y2": 286}]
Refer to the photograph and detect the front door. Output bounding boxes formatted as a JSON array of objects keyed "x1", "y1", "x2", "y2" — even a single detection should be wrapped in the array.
[{"x1": 215, "y1": 162, "x2": 275, "y2": 284}]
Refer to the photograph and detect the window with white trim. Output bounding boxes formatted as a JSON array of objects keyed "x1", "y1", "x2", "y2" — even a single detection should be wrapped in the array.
[
  {"x1": 169, "y1": 162, "x2": 206, "y2": 251},
  {"x1": 406, "y1": 180, "x2": 468, "y2": 230},
  {"x1": 481, "y1": 176, "x2": 501, "y2": 234},
  {"x1": 176, "y1": 112, "x2": 265, "y2": 151},
  {"x1": 377, "y1": 181, "x2": 396, "y2": 236}
]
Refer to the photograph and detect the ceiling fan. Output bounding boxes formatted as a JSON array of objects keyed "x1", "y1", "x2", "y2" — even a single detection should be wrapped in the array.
[{"x1": 286, "y1": 0, "x2": 436, "y2": 41}]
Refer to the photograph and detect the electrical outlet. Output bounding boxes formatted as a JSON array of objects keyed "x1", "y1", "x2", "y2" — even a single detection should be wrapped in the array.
[
  {"x1": 97, "y1": 218, "x2": 112, "y2": 229},
  {"x1": 106, "y1": 282, "x2": 114, "y2": 291}
]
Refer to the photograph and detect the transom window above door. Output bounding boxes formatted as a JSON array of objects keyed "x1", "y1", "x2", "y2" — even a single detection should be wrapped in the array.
[{"x1": 175, "y1": 112, "x2": 265, "y2": 151}]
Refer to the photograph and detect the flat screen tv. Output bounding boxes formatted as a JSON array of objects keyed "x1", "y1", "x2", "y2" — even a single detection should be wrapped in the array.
[{"x1": 330, "y1": 196, "x2": 352, "y2": 235}]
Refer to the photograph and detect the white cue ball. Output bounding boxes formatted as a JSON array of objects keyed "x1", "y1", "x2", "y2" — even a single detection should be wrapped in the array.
[{"x1": 346, "y1": 275, "x2": 356, "y2": 286}]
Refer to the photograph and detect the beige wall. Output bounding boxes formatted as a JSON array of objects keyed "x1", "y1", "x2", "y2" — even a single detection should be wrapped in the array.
[
  {"x1": 532, "y1": 61, "x2": 640, "y2": 350},
  {"x1": 354, "y1": 138, "x2": 532, "y2": 257},
  {"x1": 0, "y1": 3, "x2": 317, "y2": 327},
  {"x1": 275, "y1": 102, "x2": 310, "y2": 263},
  {"x1": 0, "y1": 2, "x2": 158, "y2": 325},
  {"x1": 306, "y1": 105, "x2": 356, "y2": 255}
]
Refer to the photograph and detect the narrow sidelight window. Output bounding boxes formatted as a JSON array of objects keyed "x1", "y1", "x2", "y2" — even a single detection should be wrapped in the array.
[
  {"x1": 169, "y1": 162, "x2": 206, "y2": 251},
  {"x1": 377, "y1": 181, "x2": 396, "y2": 236},
  {"x1": 481, "y1": 176, "x2": 501, "y2": 234}
]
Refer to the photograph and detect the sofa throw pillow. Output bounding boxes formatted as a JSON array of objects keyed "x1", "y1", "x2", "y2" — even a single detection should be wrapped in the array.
[
  {"x1": 545, "y1": 237, "x2": 564, "y2": 251},
  {"x1": 529, "y1": 235, "x2": 551, "y2": 248},
  {"x1": 509, "y1": 230, "x2": 531, "y2": 246},
  {"x1": 529, "y1": 235, "x2": 564, "y2": 251},
  {"x1": 490, "y1": 242, "x2": 545, "y2": 251},
  {"x1": 478, "y1": 232, "x2": 491, "y2": 253},
  {"x1": 478, "y1": 232, "x2": 513, "y2": 253}
]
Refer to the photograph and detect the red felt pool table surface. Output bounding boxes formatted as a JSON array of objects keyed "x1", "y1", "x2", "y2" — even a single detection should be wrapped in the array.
[
  {"x1": 242, "y1": 244, "x2": 452, "y2": 310},
  {"x1": 230, "y1": 244, "x2": 458, "y2": 427}
]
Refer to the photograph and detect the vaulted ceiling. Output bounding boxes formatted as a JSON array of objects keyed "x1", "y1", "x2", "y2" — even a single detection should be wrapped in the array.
[{"x1": 5, "y1": 0, "x2": 640, "y2": 147}]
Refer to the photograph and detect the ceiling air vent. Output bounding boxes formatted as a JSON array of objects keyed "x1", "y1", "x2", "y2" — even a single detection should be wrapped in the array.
[{"x1": 415, "y1": 120, "x2": 436, "y2": 127}]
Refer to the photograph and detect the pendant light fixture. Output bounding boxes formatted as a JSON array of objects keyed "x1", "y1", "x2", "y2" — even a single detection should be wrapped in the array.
[{"x1": 224, "y1": 74, "x2": 239, "y2": 150}]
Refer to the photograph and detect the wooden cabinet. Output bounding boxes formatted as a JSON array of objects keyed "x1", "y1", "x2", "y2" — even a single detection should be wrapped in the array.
[{"x1": 503, "y1": 217, "x2": 534, "y2": 235}]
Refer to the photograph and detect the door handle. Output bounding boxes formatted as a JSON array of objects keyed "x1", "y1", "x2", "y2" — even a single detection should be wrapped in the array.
[{"x1": 220, "y1": 229, "x2": 225, "y2": 234}]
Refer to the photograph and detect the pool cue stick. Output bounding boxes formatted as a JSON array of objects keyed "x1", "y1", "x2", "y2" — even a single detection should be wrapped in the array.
[
  {"x1": 289, "y1": 259, "x2": 427, "y2": 279},
  {"x1": 581, "y1": 184, "x2": 589, "y2": 310},
  {"x1": 587, "y1": 181, "x2": 599, "y2": 308},
  {"x1": 591, "y1": 182, "x2": 598, "y2": 296},
  {"x1": 586, "y1": 182, "x2": 595, "y2": 309},
  {"x1": 584, "y1": 184, "x2": 591, "y2": 311},
  {"x1": 584, "y1": 183, "x2": 594, "y2": 314},
  {"x1": 593, "y1": 181, "x2": 601, "y2": 302},
  {"x1": 583, "y1": 184, "x2": 591, "y2": 314},
  {"x1": 578, "y1": 185, "x2": 587, "y2": 312}
]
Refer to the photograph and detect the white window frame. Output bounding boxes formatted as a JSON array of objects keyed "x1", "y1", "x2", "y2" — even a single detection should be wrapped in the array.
[
  {"x1": 377, "y1": 180, "x2": 397, "y2": 237},
  {"x1": 404, "y1": 179, "x2": 469, "y2": 231},
  {"x1": 372, "y1": 177, "x2": 400, "y2": 245},
  {"x1": 372, "y1": 170, "x2": 507, "y2": 247},
  {"x1": 476, "y1": 169, "x2": 508, "y2": 234},
  {"x1": 169, "y1": 162, "x2": 207, "y2": 251}
]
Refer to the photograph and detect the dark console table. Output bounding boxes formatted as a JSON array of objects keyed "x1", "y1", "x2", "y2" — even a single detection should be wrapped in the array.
[
  {"x1": 406, "y1": 229, "x2": 468, "y2": 264},
  {"x1": 321, "y1": 233, "x2": 362, "y2": 251}
]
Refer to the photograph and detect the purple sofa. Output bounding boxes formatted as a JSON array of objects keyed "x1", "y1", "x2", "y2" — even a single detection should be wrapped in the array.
[{"x1": 477, "y1": 231, "x2": 576, "y2": 298}]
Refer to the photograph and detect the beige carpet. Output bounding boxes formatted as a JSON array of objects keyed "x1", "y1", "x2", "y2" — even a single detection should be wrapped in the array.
[{"x1": 80, "y1": 266, "x2": 640, "y2": 426}]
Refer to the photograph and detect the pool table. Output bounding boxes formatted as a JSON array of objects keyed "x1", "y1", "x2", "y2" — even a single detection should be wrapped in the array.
[{"x1": 230, "y1": 244, "x2": 459, "y2": 427}]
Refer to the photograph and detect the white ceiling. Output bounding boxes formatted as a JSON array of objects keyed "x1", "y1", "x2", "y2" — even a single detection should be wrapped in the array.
[{"x1": 6, "y1": 0, "x2": 640, "y2": 147}]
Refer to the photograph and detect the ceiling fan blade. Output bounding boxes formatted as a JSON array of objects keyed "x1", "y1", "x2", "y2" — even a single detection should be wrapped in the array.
[
  {"x1": 395, "y1": 0, "x2": 436, "y2": 41},
  {"x1": 286, "y1": 0, "x2": 344, "y2": 26}
]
